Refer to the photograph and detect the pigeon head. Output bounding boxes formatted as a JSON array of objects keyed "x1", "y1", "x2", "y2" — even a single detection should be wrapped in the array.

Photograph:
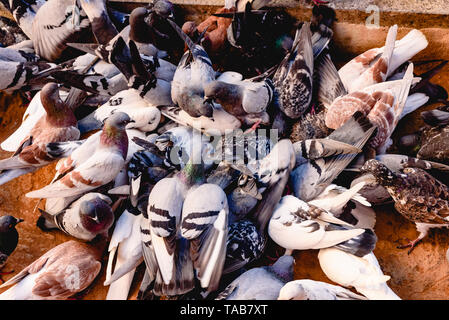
[
  {"x1": 100, "y1": 112, "x2": 132, "y2": 156},
  {"x1": 0, "y1": 215, "x2": 23, "y2": 233},
  {"x1": 79, "y1": 198, "x2": 114, "y2": 234},
  {"x1": 203, "y1": 81, "x2": 238, "y2": 106},
  {"x1": 182, "y1": 21, "x2": 198, "y2": 39},
  {"x1": 152, "y1": 0, "x2": 174, "y2": 18},
  {"x1": 360, "y1": 159, "x2": 397, "y2": 186},
  {"x1": 41, "y1": 83, "x2": 76, "y2": 126},
  {"x1": 270, "y1": 255, "x2": 294, "y2": 282},
  {"x1": 179, "y1": 147, "x2": 206, "y2": 185},
  {"x1": 277, "y1": 281, "x2": 307, "y2": 300}
]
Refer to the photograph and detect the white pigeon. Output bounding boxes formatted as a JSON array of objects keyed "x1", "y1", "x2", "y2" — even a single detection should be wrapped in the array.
[
  {"x1": 42, "y1": 128, "x2": 151, "y2": 214},
  {"x1": 26, "y1": 112, "x2": 132, "y2": 199},
  {"x1": 160, "y1": 105, "x2": 241, "y2": 135},
  {"x1": 104, "y1": 210, "x2": 143, "y2": 300},
  {"x1": 338, "y1": 27, "x2": 428, "y2": 93},
  {"x1": 318, "y1": 248, "x2": 401, "y2": 300},
  {"x1": 168, "y1": 19, "x2": 216, "y2": 118},
  {"x1": 77, "y1": 88, "x2": 161, "y2": 133},
  {"x1": 0, "y1": 88, "x2": 71, "y2": 152},
  {"x1": 278, "y1": 279, "x2": 367, "y2": 300},
  {"x1": 37, "y1": 192, "x2": 114, "y2": 241},
  {"x1": 0, "y1": 241, "x2": 101, "y2": 300},
  {"x1": 202, "y1": 77, "x2": 274, "y2": 127},
  {"x1": 268, "y1": 195, "x2": 377, "y2": 257},
  {"x1": 308, "y1": 183, "x2": 376, "y2": 229}
]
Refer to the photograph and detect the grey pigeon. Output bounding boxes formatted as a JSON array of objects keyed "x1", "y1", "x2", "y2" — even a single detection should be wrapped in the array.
[{"x1": 216, "y1": 255, "x2": 294, "y2": 300}]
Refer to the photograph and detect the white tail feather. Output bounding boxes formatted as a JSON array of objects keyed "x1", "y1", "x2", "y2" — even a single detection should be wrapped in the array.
[{"x1": 388, "y1": 29, "x2": 428, "y2": 76}]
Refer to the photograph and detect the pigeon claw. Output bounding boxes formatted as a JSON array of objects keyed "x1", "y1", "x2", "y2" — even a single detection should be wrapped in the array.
[{"x1": 397, "y1": 238, "x2": 422, "y2": 255}]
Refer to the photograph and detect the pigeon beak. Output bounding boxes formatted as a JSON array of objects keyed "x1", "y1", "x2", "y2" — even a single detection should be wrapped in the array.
[
  {"x1": 90, "y1": 211, "x2": 100, "y2": 224},
  {"x1": 168, "y1": 13, "x2": 174, "y2": 19},
  {"x1": 15, "y1": 218, "x2": 24, "y2": 224},
  {"x1": 203, "y1": 97, "x2": 213, "y2": 105},
  {"x1": 128, "y1": 119, "x2": 136, "y2": 124}
]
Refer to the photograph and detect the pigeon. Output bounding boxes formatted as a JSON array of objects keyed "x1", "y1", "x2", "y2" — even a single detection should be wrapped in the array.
[
  {"x1": 78, "y1": 0, "x2": 118, "y2": 45},
  {"x1": 146, "y1": 182, "x2": 228, "y2": 296},
  {"x1": 126, "y1": 139, "x2": 174, "y2": 206},
  {"x1": 223, "y1": 139, "x2": 296, "y2": 273},
  {"x1": 278, "y1": 279, "x2": 367, "y2": 300},
  {"x1": 268, "y1": 195, "x2": 377, "y2": 257},
  {"x1": 0, "y1": 47, "x2": 59, "y2": 93},
  {"x1": 160, "y1": 105, "x2": 241, "y2": 134},
  {"x1": 104, "y1": 209, "x2": 143, "y2": 300},
  {"x1": 339, "y1": 25, "x2": 398, "y2": 93},
  {"x1": 309, "y1": 183, "x2": 376, "y2": 229},
  {"x1": 103, "y1": 6, "x2": 169, "y2": 58},
  {"x1": 0, "y1": 215, "x2": 23, "y2": 282},
  {"x1": 291, "y1": 111, "x2": 376, "y2": 202},
  {"x1": 0, "y1": 240, "x2": 101, "y2": 300},
  {"x1": 66, "y1": 38, "x2": 173, "y2": 105},
  {"x1": 360, "y1": 159, "x2": 449, "y2": 253},
  {"x1": 0, "y1": 83, "x2": 79, "y2": 186},
  {"x1": 30, "y1": 0, "x2": 92, "y2": 61},
  {"x1": 318, "y1": 248, "x2": 401, "y2": 300},
  {"x1": 415, "y1": 108, "x2": 449, "y2": 165},
  {"x1": 216, "y1": 255, "x2": 294, "y2": 300},
  {"x1": 213, "y1": 0, "x2": 295, "y2": 77},
  {"x1": 202, "y1": 77, "x2": 274, "y2": 128},
  {"x1": 338, "y1": 28, "x2": 428, "y2": 93},
  {"x1": 6, "y1": 0, "x2": 47, "y2": 38},
  {"x1": 182, "y1": 7, "x2": 233, "y2": 58},
  {"x1": 45, "y1": 128, "x2": 151, "y2": 192},
  {"x1": 77, "y1": 88, "x2": 161, "y2": 133},
  {"x1": 1, "y1": 88, "x2": 47, "y2": 153},
  {"x1": 168, "y1": 19, "x2": 216, "y2": 118},
  {"x1": 132, "y1": 0, "x2": 183, "y2": 56},
  {"x1": 326, "y1": 63, "x2": 415, "y2": 153},
  {"x1": 141, "y1": 146, "x2": 228, "y2": 296},
  {"x1": 26, "y1": 112, "x2": 132, "y2": 199},
  {"x1": 36, "y1": 193, "x2": 114, "y2": 241},
  {"x1": 273, "y1": 22, "x2": 314, "y2": 119},
  {"x1": 349, "y1": 154, "x2": 449, "y2": 205},
  {"x1": 289, "y1": 110, "x2": 331, "y2": 143}
]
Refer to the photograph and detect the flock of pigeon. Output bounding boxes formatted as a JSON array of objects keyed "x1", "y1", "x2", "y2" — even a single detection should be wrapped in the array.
[{"x1": 0, "y1": 0, "x2": 448, "y2": 300}]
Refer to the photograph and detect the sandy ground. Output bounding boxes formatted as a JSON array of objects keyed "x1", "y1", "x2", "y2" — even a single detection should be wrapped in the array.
[{"x1": 1, "y1": 7, "x2": 449, "y2": 299}]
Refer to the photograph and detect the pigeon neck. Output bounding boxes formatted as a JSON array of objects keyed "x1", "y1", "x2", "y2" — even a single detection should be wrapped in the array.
[
  {"x1": 179, "y1": 160, "x2": 205, "y2": 186},
  {"x1": 129, "y1": 15, "x2": 151, "y2": 43},
  {"x1": 100, "y1": 124, "x2": 129, "y2": 159},
  {"x1": 42, "y1": 95, "x2": 77, "y2": 128}
]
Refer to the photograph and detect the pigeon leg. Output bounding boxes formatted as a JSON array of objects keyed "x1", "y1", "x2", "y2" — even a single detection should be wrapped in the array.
[
  {"x1": 111, "y1": 196, "x2": 127, "y2": 213},
  {"x1": 397, "y1": 237, "x2": 423, "y2": 254},
  {"x1": 243, "y1": 120, "x2": 262, "y2": 134},
  {"x1": 398, "y1": 224, "x2": 431, "y2": 254}
]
